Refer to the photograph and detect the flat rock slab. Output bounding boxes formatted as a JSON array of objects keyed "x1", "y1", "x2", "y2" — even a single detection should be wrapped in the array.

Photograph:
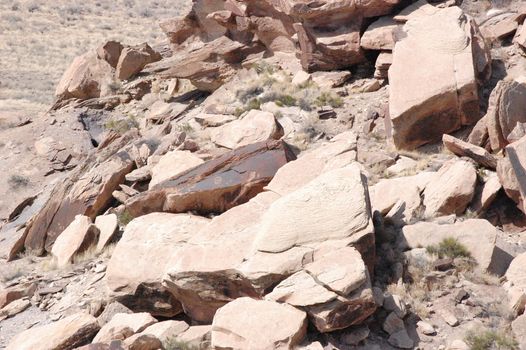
[
  {"x1": 125, "y1": 140, "x2": 296, "y2": 217},
  {"x1": 442, "y1": 134, "x2": 498, "y2": 169},
  {"x1": 6, "y1": 313, "x2": 99, "y2": 350}
]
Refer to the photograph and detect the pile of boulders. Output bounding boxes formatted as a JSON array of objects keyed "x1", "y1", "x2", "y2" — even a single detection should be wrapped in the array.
[{"x1": 5, "y1": 0, "x2": 526, "y2": 349}]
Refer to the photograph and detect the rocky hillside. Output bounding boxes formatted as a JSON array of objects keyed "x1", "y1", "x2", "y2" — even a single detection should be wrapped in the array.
[{"x1": 2, "y1": 0, "x2": 526, "y2": 349}]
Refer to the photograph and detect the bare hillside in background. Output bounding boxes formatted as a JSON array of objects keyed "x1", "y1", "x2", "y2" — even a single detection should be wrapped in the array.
[{"x1": 0, "y1": 0, "x2": 189, "y2": 117}]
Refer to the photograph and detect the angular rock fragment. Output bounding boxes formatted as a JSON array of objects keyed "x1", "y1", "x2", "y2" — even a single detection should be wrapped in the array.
[
  {"x1": 0, "y1": 282, "x2": 36, "y2": 309},
  {"x1": 498, "y1": 135, "x2": 526, "y2": 212},
  {"x1": 210, "y1": 110, "x2": 284, "y2": 149},
  {"x1": 116, "y1": 43, "x2": 161, "y2": 81},
  {"x1": 93, "y1": 312, "x2": 157, "y2": 343},
  {"x1": 423, "y1": 159, "x2": 477, "y2": 218},
  {"x1": 51, "y1": 215, "x2": 100, "y2": 267},
  {"x1": 95, "y1": 214, "x2": 119, "y2": 252},
  {"x1": 211, "y1": 297, "x2": 307, "y2": 350},
  {"x1": 149, "y1": 151, "x2": 204, "y2": 189},
  {"x1": 442, "y1": 134, "x2": 497, "y2": 169},
  {"x1": 125, "y1": 140, "x2": 296, "y2": 217},
  {"x1": 470, "y1": 172, "x2": 502, "y2": 215},
  {"x1": 97, "y1": 41, "x2": 124, "y2": 68},
  {"x1": 486, "y1": 79, "x2": 526, "y2": 152}
]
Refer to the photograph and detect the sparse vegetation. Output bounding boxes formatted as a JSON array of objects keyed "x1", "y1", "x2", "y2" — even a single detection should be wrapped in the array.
[
  {"x1": 164, "y1": 337, "x2": 200, "y2": 350},
  {"x1": 234, "y1": 61, "x2": 345, "y2": 115},
  {"x1": 426, "y1": 238, "x2": 472, "y2": 259},
  {"x1": 104, "y1": 115, "x2": 139, "y2": 134},
  {"x1": 8, "y1": 174, "x2": 30, "y2": 189},
  {"x1": 465, "y1": 329, "x2": 518, "y2": 350},
  {"x1": 0, "y1": 264, "x2": 26, "y2": 283},
  {"x1": 118, "y1": 209, "x2": 134, "y2": 226},
  {"x1": 314, "y1": 91, "x2": 344, "y2": 108}
]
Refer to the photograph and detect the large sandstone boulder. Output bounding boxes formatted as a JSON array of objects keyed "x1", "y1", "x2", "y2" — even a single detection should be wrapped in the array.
[
  {"x1": 163, "y1": 164, "x2": 375, "y2": 327},
  {"x1": 51, "y1": 215, "x2": 99, "y2": 267},
  {"x1": 210, "y1": 110, "x2": 284, "y2": 149},
  {"x1": 149, "y1": 150, "x2": 204, "y2": 189},
  {"x1": 389, "y1": 6, "x2": 490, "y2": 149},
  {"x1": 125, "y1": 140, "x2": 296, "y2": 217},
  {"x1": 55, "y1": 52, "x2": 113, "y2": 101},
  {"x1": 106, "y1": 213, "x2": 209, "y2": 317},
  {"x1": 506, "y1": 252, "x2": 526, "y2": 294},
  {"x1": 486, "y1": 79, "x2": 526, "y2": 152},
  {"x1": 253, "y1": 166, "x2": 373, "y2": 255},
  {"x1": 211, "y1": 297, "x2": 307, "y2": 350},
  {"x1": 423, "y1": 159, "x2": 477, "y2": 218},
  {"x1": 6, "y1": 313, "x2": 99, "y2": 350},
  {"x1": 401, "y1": 219, "x2": 512, "y2": 275}
]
